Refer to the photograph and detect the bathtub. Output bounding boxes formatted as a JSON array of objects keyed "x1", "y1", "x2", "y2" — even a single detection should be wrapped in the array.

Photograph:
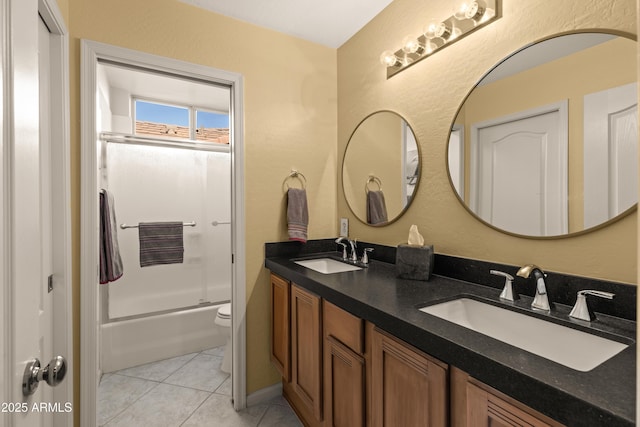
[{"x1": 101, "y1": 304, "x2": 228, "y2": 373}]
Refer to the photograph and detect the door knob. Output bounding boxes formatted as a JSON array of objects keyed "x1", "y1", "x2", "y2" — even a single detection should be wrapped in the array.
[{"x1": 22, "y1": 356, "x2": 67, "y2": 396}]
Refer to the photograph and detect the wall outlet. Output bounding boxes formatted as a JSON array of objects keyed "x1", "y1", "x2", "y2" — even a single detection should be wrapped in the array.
[{"x1": 340, "y1": 218, "x2": 349, "y2": 237}]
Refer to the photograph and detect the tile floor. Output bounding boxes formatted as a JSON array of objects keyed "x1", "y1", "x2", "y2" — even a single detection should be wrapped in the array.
[{"x1": 98, "y1": 346, "x2": 302, "y2": 427}]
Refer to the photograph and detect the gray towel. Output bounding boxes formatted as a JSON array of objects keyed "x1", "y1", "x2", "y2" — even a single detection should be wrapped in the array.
[
  {"x1": 99, "y1": 189, "x2": 123, "y2": 284},
  {"x1": 367, "y1": 190, "x2": 388, "y2": 225},
  {"x1": 139, "y1": 222, "x2": 184, "y2": 267},
  {"x1": 287, "y1": 188, "x2": 308, "y2": 242}
]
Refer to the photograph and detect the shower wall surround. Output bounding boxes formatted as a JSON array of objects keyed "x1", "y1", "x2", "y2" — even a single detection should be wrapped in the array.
[{"x1": 105, "y1": 143, "x2": 231, "y2": 318}]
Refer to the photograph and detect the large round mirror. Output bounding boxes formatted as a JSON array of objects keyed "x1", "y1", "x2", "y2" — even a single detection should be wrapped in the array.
[
  {"x1": 448, "y1": 32, "x2": 637, "y2": 238},
  {"x1": 343, "y1": 111, "x2": 420, "y2": 226}
]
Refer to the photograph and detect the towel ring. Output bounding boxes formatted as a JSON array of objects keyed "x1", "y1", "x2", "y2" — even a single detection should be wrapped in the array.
[
  {"x1": 284, "y1": 169, "x2": 307, "y2": 190},
  {"x1": 365, "y1": 175, "x2": 382, "y2": 194}
]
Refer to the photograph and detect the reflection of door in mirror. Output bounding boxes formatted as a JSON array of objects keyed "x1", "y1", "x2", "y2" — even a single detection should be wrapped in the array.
[
  {"x1": 448, "y1": 126, "x2": 464, "y2": 197},
  {"x1": 470, "y1": 102, "x2": 568, "y2": 236},
  {"x1": 584, "y1": 82, "x2": 638, "y2": 229},
  {"x1": 403, "y1": 122, "x2": 419, "y2": 204}
]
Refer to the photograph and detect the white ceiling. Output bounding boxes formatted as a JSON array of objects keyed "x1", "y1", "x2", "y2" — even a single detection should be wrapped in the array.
[{"x1": 178, "y1": 0, "x2": 394, "y2": 48}]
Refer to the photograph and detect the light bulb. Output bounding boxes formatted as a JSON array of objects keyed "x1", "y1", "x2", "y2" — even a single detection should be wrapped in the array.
[
  {"x1": 424, "y1": 20, "x2": 452, "y2": 40},
  {"x1": 453, "y1": 1, "x2": 487, "y2": 21},
  {"x1": 379, "y1": 50, "x2": 400, "y2": 67},
  {"x1": 401, "y1": 36, "x2": 423, "y2": 55}
]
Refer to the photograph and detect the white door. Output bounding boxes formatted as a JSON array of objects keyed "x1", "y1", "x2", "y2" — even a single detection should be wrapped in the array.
[
  {"x1": 448, "y1": 126, "x2": 464, "y2": 198},
  {"x1": 471, "y1": 102, "x2": 568, "y2": 236},
  {"x1": 2, "y1": 1, "x2": 71, "y2": 426},
  {"x1": 584, "y1": 82, "x2": 638, "y2": 229}
]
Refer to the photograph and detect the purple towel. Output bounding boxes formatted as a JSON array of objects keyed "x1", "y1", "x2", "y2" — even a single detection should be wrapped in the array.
[
  {"x1": 287, "y1": 188, "x2": 308, "y2": 242},
  {"x1": 99, "y1": 189, "x2": 123, "y2": 284},
  {"x1": 138, "y1": 222, "x2": 184, "y2": 267}
]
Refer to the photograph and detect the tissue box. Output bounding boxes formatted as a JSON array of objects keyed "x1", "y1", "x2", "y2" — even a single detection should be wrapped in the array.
[{"x1": 396, "y1": 244, "x2": 434, "y2": 281}]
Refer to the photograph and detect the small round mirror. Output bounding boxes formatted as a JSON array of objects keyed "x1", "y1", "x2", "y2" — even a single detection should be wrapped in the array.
[{"x1": 342, "y1": 111, "x2": 420, "y2": 226}]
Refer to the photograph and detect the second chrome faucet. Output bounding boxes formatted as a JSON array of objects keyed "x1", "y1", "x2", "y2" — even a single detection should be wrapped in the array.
[
  {"x1": 335, "y1": 237, "x2": 357, "y2": 262},
  {"x1": 335, "y1": 237, "x2": 374, "y2": 265},
  {"x1": 517, "y1": 264, "x2": 551, "y2": 312}
]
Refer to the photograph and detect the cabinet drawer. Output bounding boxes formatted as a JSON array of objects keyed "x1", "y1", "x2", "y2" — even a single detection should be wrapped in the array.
[{"x1": 323, "y1": 300, "x2": 364, "y2": 354}]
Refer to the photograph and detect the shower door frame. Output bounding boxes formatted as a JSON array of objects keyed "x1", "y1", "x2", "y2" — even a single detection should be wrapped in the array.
[{"x1": 80, "y1": 40, "x2": 246, "y2": 426}]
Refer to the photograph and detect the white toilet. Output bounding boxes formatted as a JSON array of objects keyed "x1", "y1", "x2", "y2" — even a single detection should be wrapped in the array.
[{"x1": 214, "y1": 303, "x2": 231, "y2": 373}]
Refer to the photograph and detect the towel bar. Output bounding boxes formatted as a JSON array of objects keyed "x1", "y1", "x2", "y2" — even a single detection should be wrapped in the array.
[
  {"x1": 284, "y1": 169, "x2": 307, "y2": 190},
  {"x1": 120, "y1": 222, "x2": 196, "y2": 229},
  {"x1": 365, "y1": 175, "x2": 383, "y2": 193}
]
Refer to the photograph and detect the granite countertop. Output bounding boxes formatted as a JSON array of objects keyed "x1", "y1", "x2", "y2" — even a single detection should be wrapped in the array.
[{"x1": 265, "y1": 252, "x2": 636, "y2": 427}]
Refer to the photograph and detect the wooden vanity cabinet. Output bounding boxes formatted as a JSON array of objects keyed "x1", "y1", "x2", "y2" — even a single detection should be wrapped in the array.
[
  {"x1": 451, "y1": 367, "x2": 565, "y2": 427},
  {"x1": 323, "y1": 301, "x2": 365, "y2": 427},
  {"x1": 269, "y1": 273, "x2": 564, "y2": 427},
  {"x1": 371, "y1": 327, "x2": 448, "y2": 427}
]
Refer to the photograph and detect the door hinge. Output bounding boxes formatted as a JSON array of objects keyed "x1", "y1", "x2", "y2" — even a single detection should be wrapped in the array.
[
  {"x1": 232, "y1": 254, "x2": 235, "y2": 263},
  {"x1": 47, "y1": 275, "x2": 53, "y2": 293}
]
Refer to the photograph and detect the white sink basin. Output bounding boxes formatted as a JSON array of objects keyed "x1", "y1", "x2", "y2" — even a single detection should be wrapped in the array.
[
  {"x1": 420, "y1": 297, "x2": 629, "y2": 372},
  {"x1": 294, "y1": 258, "x2": 362, "y2": 274}
]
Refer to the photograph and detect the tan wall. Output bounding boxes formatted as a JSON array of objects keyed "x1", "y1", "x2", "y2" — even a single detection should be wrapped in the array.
[
  {"x1": 54, "y1": 0, "x2": 69, "y2": 27},
  {"x1": 66, "y1": 0, "x2": 337, "y2": 423},
  {"x1": 457, "y1": 37, "x2": 636, "y2": 233},
  {"x1": 338, "y1": 0, "x2": 636, "y2": 283}
]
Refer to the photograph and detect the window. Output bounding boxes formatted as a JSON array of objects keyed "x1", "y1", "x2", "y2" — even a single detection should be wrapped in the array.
[
  {"x1": 196, "y1": 110, "x2": 230, "y2": 144},
  {"x1": 134, "y1": 99, "x2": 229, "y2": 144}
]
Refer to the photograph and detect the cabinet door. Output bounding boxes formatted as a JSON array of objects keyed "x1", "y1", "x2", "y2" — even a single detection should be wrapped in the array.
[
  {"x1": 291, "y1": 284, "x2": 323, "y2": 421},
  {"x1": 270, "y1": 274, "x2": 290, "y2": 381},
  {"x1": 371, "y1": 328, "x2": 448, "y2": 427},
  {"x1": 324, "y1": 336, "x2": 365, "y2": 427},
  {"x1": 467, "y1": 383, "x2": 556, "y2": 427}
]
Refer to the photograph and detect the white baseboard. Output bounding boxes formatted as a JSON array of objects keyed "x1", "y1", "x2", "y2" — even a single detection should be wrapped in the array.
[{"x1": 246, "y1": 382, "x2": 283, "y2": 407}]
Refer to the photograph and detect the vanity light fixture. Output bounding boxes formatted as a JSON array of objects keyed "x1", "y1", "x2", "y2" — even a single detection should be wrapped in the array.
[{"x1": 381, "y1": 0, "x2": 500, "y2": 78}]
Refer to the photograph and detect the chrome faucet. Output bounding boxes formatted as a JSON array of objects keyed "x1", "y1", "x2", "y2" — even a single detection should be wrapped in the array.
[
  {"x1": 362, "y1": 248, "x2": 374, "y2": 265},
  {"x1": 335, "y1": 237, "x2": 348, "y2": 260},
  {"x1": 569, "y1": 290, "x2": 615, "y2": 322},
  {"x1": 335, "y1": 237, "x2": 358, "y2": 262},
  {"x1": 491, "y1": 270, "x2": 518, "y2": 302},
  {"x1": 347, "y1": 239, "x2": 358, "y2": 262},
  {"x1": 517, "y1": 264, "x2": 551, "y2": 312}
]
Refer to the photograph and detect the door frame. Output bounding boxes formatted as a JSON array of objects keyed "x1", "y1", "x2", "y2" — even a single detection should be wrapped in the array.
[
  {"x1": 1, "y1": 0, "x2": 72, "y2": 425},
  {"x1": 80, "y1": 40, "x2": 246, "y2": 426},
  {"x1": 1, "y1": 0, "x2": 9, "y2": 417}
]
